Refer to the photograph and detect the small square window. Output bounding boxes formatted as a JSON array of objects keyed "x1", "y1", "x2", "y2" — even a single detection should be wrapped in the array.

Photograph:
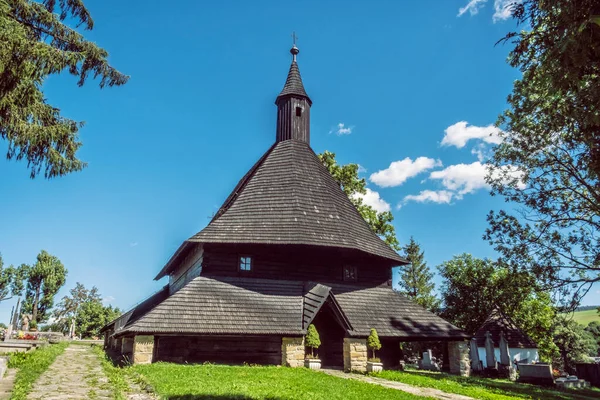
[
  {"x1": 239, "y1": 256, "x2": 252, "y2": 272},
  {"x1": 295, "y1": 107, "x2": 302, "y2": 117},
  {"x1": 343, "y1": 265, "x2": 357, "y2": 282}
]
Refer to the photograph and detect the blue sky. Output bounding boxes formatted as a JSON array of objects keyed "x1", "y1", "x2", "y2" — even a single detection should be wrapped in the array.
[{"x1": 1, "y1": 0, "x2": 597, "y2": 322}]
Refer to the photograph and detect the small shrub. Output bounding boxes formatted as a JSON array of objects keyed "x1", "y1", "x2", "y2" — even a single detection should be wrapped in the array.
[
  {"x1": 367, "y1": 328, "x2": 382, "y2": 361},
  {"x1": 305, "y1": 324, "x2": 321, "y2": 359}
]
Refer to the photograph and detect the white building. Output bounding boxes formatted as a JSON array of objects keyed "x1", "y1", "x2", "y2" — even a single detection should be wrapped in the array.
[{"x1": 474, "y1": 309, "x2": 539, "y2": 368}]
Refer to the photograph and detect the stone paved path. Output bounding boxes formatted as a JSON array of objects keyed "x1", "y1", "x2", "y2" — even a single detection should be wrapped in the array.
[
  {"x1": 26, "y1": 344, "x2": 155, "y2": 400},
  {"x1": 322, "y1": 369, "x2": 475, "y2": 400}
]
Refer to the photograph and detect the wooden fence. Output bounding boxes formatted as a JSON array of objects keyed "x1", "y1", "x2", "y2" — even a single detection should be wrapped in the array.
[{"x1": 576, "y1": 363, "x2": 600, "y2": 387}]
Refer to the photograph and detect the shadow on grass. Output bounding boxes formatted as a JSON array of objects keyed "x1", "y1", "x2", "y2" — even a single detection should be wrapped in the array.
[
  {"x1": 167, "y1": 396, "x2": 284, "y2": 400},
  {"x1": 398, "y1": 370, "x2": 598, "y2": 400}
]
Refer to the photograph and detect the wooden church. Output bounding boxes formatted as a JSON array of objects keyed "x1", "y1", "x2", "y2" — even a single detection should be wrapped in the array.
[{"x1": 102, "y1": 44, "x2": 470, "y2": 374}]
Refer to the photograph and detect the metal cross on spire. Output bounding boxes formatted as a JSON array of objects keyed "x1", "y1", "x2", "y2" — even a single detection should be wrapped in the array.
[{"x1": 290, "y1": 32, "x2": 299, "y2": 62}]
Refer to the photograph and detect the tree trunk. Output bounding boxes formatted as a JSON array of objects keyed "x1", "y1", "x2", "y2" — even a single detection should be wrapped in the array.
[{"x1": 32, "y1": 285, "x2": 41, "y2": 323}]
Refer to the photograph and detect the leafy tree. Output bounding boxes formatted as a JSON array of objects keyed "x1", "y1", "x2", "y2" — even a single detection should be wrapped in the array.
[
  {"x1": 53, "y1": 282, "x2": 101, "y2": 336},
  {"x1": 553, "y1": 317, "x2": 598, "y2": 372},
  {"x1": 305, "y1": 324, "x2": 321, "y2": 359},
  {"x1": 22, "y1": 250, "x2": 67, "y2": 323},
  {"x1": 319, "y1": 151, "x2": 400, "y2": 250},
  {"x1": 398, "y1": 237, "x2": 440, "y2": 312},
  {"x1": 485, "y1": 0, "x2": 600, "y2": 308},
  {"x1": 0, "y1": 253, "x2": 28, "y2": 302},
  {"x1": 438, "y1": 253, "x2": 557, "y2": 360},
  {"x1": 75, "y1": 300, "x2": 120, "y2": 338},
  {"x1": 0, "y1": 0, "x2": 128, "y2": 178},
  {"x1": 585, "y1": 321, "x2": 600, "y2": 356},
  {"x1": 367, "y1": 328, "x2": 382, "y2": 360}
]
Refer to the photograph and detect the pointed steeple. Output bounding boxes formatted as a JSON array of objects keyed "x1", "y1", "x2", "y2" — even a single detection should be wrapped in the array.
[{"x1": 275, "y1": 40, "x2": 312, "y2": 144}]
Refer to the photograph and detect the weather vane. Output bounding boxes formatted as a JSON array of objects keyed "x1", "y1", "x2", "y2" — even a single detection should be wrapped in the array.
[{"x1": 292, "y1": 31, "x2": 298, "y2": 47}]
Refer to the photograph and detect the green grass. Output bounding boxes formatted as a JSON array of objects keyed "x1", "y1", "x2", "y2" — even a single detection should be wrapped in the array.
[
  {"x1": 572, "y1": 309, "x2": 600, "y2": 325},
  {"x1": 131, "y1": 363, "x2": 432, "y2": 400},
  {"x1": 8, "y1": 342, "x2": 68, "y2": 400},
  {"x1": 376, "y1": 370, "x2": 600, "y2": 400},
  {"x1": 91, "y1": 345, "x2": 129, "y2": 400}
]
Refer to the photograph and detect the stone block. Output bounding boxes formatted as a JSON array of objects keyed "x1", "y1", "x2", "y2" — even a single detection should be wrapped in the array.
[
  {"x1": 344, "y1": 338, "x2": 367, "y2": 373},
  {"x1": 133, "y1": 335, "x2": 154, "y2": 365},
  {"x1": 448, "y1": 341, "x2": 470, "y2": 377},
  {"x1": 282, "y1": 337, "x2": 304, "y2": 368}
]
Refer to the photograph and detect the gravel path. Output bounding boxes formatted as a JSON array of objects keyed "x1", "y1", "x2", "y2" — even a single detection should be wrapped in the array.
[
  {"x1": 25, "y1": 344, "x2": 155, "y2": 400},
  {"x1": 322, "y1": 369, "x2": 475, "y2": 400}
]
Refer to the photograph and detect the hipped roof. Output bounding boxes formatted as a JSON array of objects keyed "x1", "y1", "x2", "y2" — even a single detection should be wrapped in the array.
[
  {"x1": 474, "y1": 309, "x2": 537, "y2": 349},
  {"x1": 186, "y1": 140, "x2": 405, "y2": 265},
  {"x1": 110, "y1": 276, "x2": 467, "y2": 340}
]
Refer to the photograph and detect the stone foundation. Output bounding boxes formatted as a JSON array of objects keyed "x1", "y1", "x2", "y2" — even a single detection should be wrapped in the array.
[
  {"x1": 133, "y1": 335, "x2": 155, "y2": 364},
  {"x1": 343, "y1": 338, "x2": 367, "y2": 373},
  {"x1": 282, "y1": 337, "x2": 304, "y2": 367},
  {"x1": 448, "y1": 341, "x2": 470, "y2": 377}
]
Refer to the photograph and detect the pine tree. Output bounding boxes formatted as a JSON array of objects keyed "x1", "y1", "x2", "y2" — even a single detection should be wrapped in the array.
[
  {"x1": 398, "y1": 237, "x2": 440, "y2": 312},
  {"x1": 305, "y1": 324, "x2": 321, "y2": 359},
  {"x1": 367, "y1": 328, "x2": 381, "y2": 360},
  {"x1": 1, "y1": 1, "x2": 128, "y2": 179}
]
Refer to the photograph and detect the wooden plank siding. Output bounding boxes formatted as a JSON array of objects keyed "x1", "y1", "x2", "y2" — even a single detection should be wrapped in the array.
[
  {"x1": 155, "y1": 335, "x2": 282, "y2": 365},
  {"x1": 199, "y1": 243, "x2": 393, "y2": 286}
]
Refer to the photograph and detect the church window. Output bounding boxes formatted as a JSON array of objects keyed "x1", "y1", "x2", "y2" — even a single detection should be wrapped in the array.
[
  {"x1": 239, "y1": 256, "x2": 252, "y2": 272},
  {"x1": 296, "y1": 107, "x2": 302, "y2": 117},
  {"x1": 343, "y1": 265, "x2": 357, "y2": 282}
]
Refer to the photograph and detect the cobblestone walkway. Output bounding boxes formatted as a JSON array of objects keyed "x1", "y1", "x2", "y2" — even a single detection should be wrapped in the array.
[
  {"x1": 26, "y1": 344, "x2": 155, "y2": 400},
  {"x1": 322, "y1": 369, "x2": 475, "y2": 400}
]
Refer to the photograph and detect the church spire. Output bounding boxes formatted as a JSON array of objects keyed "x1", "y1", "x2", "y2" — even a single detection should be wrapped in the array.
[{"x1": 276, "y1": 37, "x2": 311, "y2": 144}]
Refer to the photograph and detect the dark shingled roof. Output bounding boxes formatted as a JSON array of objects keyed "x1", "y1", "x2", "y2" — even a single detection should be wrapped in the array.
[
  {"x1": 188, "y1": 140, "x2": 406, "y2": 265},
  {"x1": 113, "y1": 276, "x2": 467, "y2": 340},
  {"x1": 474, "y1": 309, "x2": 537, "y2": 349},
  {"x1": 118, "y1": 276, "x2": 306, "y2": 336},
  {"x1": 102, "y1": 285, "x2": 169, "y2": 334},
  {"x1": 331, "y1": 284, "x2": 468, "y2": 339},
  {"x1": 277, "y1": 61, "x2": 311, "y2": 104}
]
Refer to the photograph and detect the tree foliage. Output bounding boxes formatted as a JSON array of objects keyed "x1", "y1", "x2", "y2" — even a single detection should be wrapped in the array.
[
  {"x1": 0, "y1": 253, "x2": 27, "y2": 302},
  {"x1": 319, "y1": 150, "x2": 400, "y2": 250},
  {"x1": 486, "y1": 0, "x2": 600, "y2": 309},
  {"x1": 585, "y1": 321, "x2": 600, "y2": 357},
  {"x1": 305, "y1": 324, "x2": 321, "y2": 358},
  {"x1": 22, "y1": 250, "x2": 67, "y2": 323},
  {"x1": 553, "y1": 317, "x2": 598, "y2": 372},
  {"x1": 438, "y1": 253, "x2": 557, "y2": 360},
  {"x1": 75, "y1": 300, "x2": 119, "y2": 338},
  {"x1": 0, "y1": 0, "x2": 128, "y2": 178},
  {"x1": 367, "y1": 328, "x2": 382, "y2": 360},
  {"x1": 397, "y1": 237, "x2": 440, "y2": 312},
  {"x1": 53, "y1": 281, "x2": 100, "y2": 335}
]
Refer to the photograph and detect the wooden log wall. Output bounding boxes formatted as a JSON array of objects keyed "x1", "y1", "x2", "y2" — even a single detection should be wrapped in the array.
[
  {"x1": 201, "y1": 243, "x2": 392, "y2": 286},
  {"x1": 155, "y1": 335, "x2": 282, "y2": 365}
]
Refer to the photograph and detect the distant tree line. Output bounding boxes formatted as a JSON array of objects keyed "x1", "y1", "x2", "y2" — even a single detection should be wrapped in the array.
[{"x1": 0, "y1": 250, "x2": 120, "y2": 338}]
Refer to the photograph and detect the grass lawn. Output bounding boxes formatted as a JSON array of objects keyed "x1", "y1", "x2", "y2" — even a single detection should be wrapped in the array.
[
  {"x1": 7, "y1": 342, "x2": 69, "y2": 400},
  {"x1": 376, "y1": 370, "x2": 600, "y2": 400},
  {"x1": 131, "y1": 363, "x2": 433, "y2": 400},
  {"x1": 572, "y1": 309, "x2": 600, "y2": 325}
]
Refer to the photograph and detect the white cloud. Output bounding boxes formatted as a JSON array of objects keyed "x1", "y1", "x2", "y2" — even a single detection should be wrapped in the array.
[
  {"x1": 493, "y1": 0, "x2": 520, "y2": 22},
  {"x1": 471, "y1": 143, "x2": 492, "y2": 162},
  {"x1": 441, "y1": 121, "x2": 503, "y2": 148},
  {"x1": 353, "y1": 188, "x2": 391, "y2": 213},
  {"x1": 129, "y1": 242, "x2": 138, "y2": 247},
  {"x1": 429, "y1": 161, "x2": 524, "y2": 198},
  {"x1": 103, "y1": 295, "x2": 115, "y2": 304},
  {"x1": 329, "y1": 122, "x2": 353, "y2": 136},
  {"x1": 457, "y1": 0, "x2": 520, "y2": 22},
  {"x1": 370, "y1": 157, "x2": 442, "y2": 188},
  {"x1": 357, "y1": 164, "x2": 367, "y2": 174},
  {"x1": 430, "y1": 162, "x2": 488, "y2": 197},
  {"x1": 458, "y1": 0, "x2": 487, "y2": 16},
  {"x1": 404, "y1": 190, "x2": 454, "y2": 205}
]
